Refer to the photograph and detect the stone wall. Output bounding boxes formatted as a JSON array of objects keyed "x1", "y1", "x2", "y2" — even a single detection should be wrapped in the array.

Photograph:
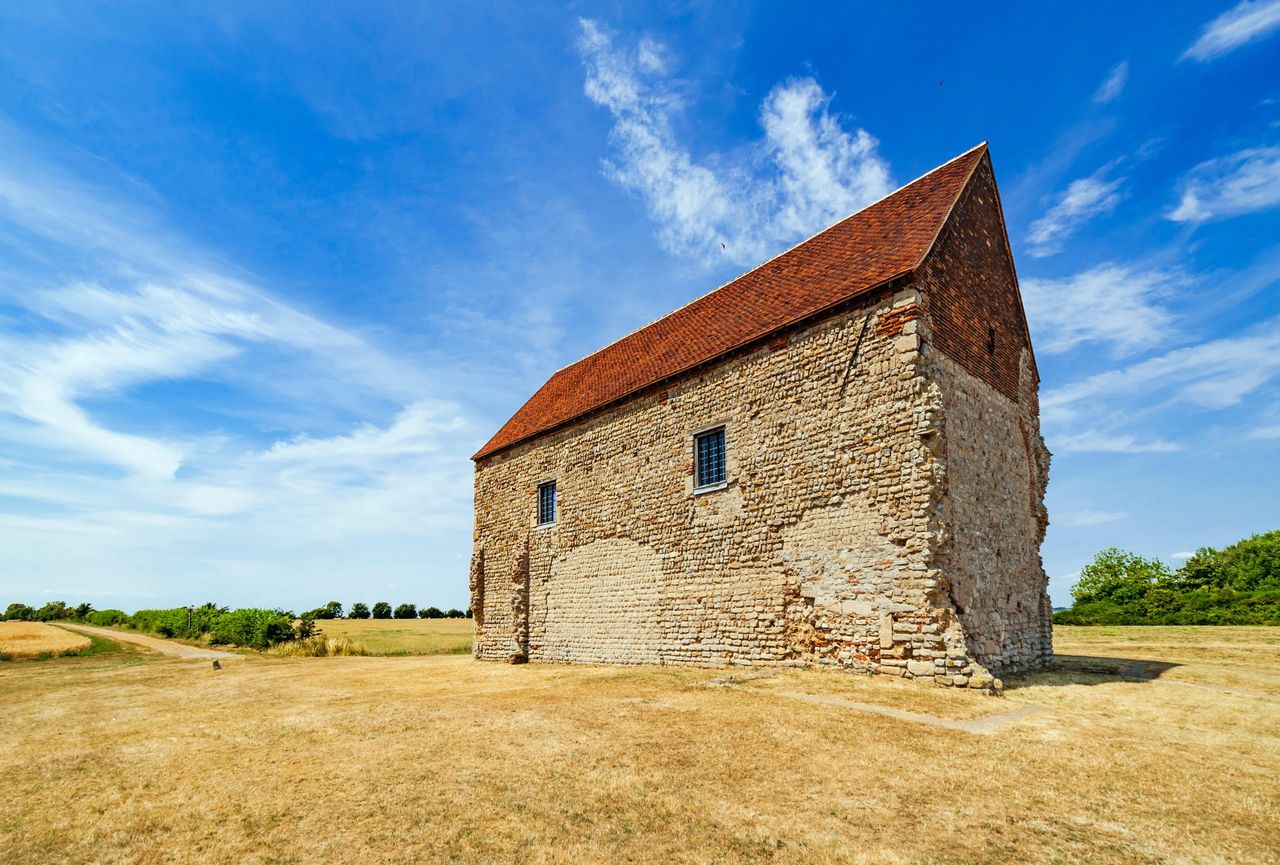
[{"x1": 470, "y1": 156, "x2": 1052, "y2": 686}]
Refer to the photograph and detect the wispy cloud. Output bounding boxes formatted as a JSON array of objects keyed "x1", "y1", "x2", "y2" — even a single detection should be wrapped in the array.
[
  {"x1": 1051, "y1": 432, "x2": 1182, "y2": 454},
  {"x1": 1043, "y1": 324, "x2": 1280, "y2": 420},
  {"x1": 1020, "y1": 264, "x2": 1184, "y2": 355},
  {"x1": 1167, "y1": 146, "x2": 1280, "y2": 223},
  {"x1": 0, "y1": 131, "x2": 474, "y2": 608},
  {"x1": 1171, "y1": 551, "x2": 1195, "y2": 561},
  {"x1": 1027, "y1": 171, "x2": 1127, "y2": 256},
  {"x1": 576, "y1": 19, "x2": 892, "y2": 266},
  {"x1": 1182, "y1": 0, "x2": 1280, "y2": 61},
  {"x1": 1061, "y1": 509, "x2": 1128, "y2": 526},
  {"x1": 1092, "y1": 61, "x2": 1129, "y2": 104}
]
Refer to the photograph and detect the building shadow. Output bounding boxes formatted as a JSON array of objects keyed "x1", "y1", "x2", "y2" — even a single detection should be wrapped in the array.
[{"x1": 1004, "y1": 654, "x2": 1181, "y2": 689}]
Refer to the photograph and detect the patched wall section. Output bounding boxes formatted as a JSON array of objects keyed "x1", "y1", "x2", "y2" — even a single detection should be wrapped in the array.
[{"x1": 929, "y1": 350, "x2": 1052, "y2": 676}]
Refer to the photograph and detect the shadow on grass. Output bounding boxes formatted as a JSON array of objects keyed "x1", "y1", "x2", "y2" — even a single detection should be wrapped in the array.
[{"x1": 1005, "y1": 654, "x2": 1180, "y2": 689}]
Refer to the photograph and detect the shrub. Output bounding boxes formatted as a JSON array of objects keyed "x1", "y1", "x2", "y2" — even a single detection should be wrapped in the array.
[
  {"x1": 446, "y1": 608, "x2": 465, "y2": 618},
  {"x1": 87, "y1": 609, "x2": 128, "y2": 626},
  {"x1": 34, "y1": 601, "x2": 70, "y2": 622},
  {"x1": 295, "y1": 613, "x2": 318, "y2": 640},
  {"x1": 73, "y1": 603, "x2": 95, "y2": 620},
  {"x1": 394, "y1": 603, "x2": 417, "y2": 619},
  {"x1": 349, "y1": 602, "x2": 370, "y2": 619},
  {"x1": 208, "y1": 608, "x2": 294, "y2": 649},
  {"x1": 372, "y1": 601, "x2": 392, "y2": 619},
  {"x1": 421, "y1": 606, "x2": 444, "y2": 619},
  {"x1": 3, "y1": 603, "x2": 33, "y2": 621}
]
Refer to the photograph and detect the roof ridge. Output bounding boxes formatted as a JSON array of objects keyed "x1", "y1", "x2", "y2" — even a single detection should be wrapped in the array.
[{"x1": 551, "y1": 141, "x2": 990, "y2": 378}]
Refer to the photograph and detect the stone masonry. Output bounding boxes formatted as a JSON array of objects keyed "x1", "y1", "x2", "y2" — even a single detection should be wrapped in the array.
[{"x1": 469, "y1": 145, "x2": 1052, "y2": 688}]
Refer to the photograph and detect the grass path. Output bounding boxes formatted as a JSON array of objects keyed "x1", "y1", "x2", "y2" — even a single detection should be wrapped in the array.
[{"x1": 55, "y1": 623, "x2": 235, "y2": 659}]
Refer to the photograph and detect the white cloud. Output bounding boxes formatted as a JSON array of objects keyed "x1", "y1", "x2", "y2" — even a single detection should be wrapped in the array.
[
  {"x1": 577, "y1": 19, "x2": 892, "y2": 266},
  {"x1": 1052, "y1": 432, "x2": 1182, "y2": 454},
  {"x1": 1027, "y1": 172, "x2": 1126, "y2": 256},
  {"x1": 1168, "y1": 146, "x2": 1280, "y2": 223},
  {"x1": 1043, "y1": 325, "x2": 1280, "y2": 421},
  {"x1": 1092, "y1": 61, "x2": 1129, "y2": 104},
  {"x1": 1061, "y1": 509, "x2": 1128, "y2": 526},
  {"x1": 0, "y1": 134, "x2": 475, "y2": 609},
  {"x1": 1182, "y1": 0, "x2": 1280, "y2": 61},
  {"x1": 1020, "y1": 264, "x2": 1183, "y2": 355},
  {"x1": 1248, "y1": 423, "x2": 1280, "y2": 439},
  {"x1": 1171, "y1": 551, "x2": 1195, "y2": 561}
]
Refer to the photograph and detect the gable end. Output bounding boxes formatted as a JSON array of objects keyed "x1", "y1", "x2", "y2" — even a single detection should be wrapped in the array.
[{"x1": 916, "y1": 153, "x2": 1034, "y2": 401}]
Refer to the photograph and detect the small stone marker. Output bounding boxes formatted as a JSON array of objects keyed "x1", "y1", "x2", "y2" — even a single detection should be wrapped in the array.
[{"x1": 212, "y1": 659, "x2": 221, "y2": 671}]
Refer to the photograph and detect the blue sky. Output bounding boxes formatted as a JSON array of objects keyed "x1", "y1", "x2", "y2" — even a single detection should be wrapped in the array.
[{"x1": 0, "y1": 2, "x2": 1277, "y2": 612}]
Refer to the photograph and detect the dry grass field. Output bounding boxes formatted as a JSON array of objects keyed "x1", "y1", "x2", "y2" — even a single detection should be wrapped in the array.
[
  {"x1": 1, "y1": 625, "x2": 1277, "y2": 865},
  {"x1": 0, "y1": 621, "x2": 90, "y2": 659},
  {"x1": 314, "y1": 616, "x2": 472, "y2": 655}
]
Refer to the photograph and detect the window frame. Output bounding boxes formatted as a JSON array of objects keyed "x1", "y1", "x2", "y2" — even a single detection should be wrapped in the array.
[
  {"x1": 536, "y1": 479, "x2": 557, "y2": 527},
  {"x1": 693, "y1": 425, "x2": 728, "y2": 493}
]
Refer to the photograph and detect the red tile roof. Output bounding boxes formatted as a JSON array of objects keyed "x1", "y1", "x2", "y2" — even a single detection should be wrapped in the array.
[{"x1": 474, "y1": 143, "x2": 988, "y2": 461}]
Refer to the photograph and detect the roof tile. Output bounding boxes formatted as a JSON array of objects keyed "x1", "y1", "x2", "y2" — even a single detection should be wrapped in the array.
[{"x1": 474, "y1": 144, "x2": 986, "y2": 460}]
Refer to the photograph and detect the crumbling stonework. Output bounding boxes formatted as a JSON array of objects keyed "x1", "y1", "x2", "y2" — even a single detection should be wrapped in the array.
[{"x1": 470, "y1": 147, "x2": 1051, "y2": 687}]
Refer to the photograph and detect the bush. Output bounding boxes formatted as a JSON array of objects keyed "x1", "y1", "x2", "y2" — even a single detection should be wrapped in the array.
[
  {"x1": 394, "y1": 603, "x2": 417, "y2": 619},
  {"x1": 372, "y1": 601, "x2": 392, "y2": 619},
  {"x1": 3, "y1": 603, "x2": 33, "y2": 621},
  {"x1": 295, "y1": 613, "x2": 318, "y2": 640},
  {"x1": 34, "y1": 601, "x2": 70, "y2": 622},
  {"x1": 446, "y1": 608, "x2": 465, "y2": 618},
  {"x1": 208, "y1": 608, "x2": 294, "y2": 649},
  {"x1": 421, "y1": 606, "x2": 444, "y2": 619},
  {"x1": 87, "y1": 609, "x2": 128, "y2": 626},
  {"x1": 349, "y1": 602, "x2": 370, "y2": 619}
]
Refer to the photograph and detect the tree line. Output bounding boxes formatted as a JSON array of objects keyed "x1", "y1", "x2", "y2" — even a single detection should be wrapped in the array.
[
  {"x1": 306, "y1": 601, "x2": 470, "y2": 620},
  {"x1": 1054, "y1": 529, "x2": 1280, "y2": 625},
  {"x1": 2, "y1": 599, "x2": 474, "y2": 649}
]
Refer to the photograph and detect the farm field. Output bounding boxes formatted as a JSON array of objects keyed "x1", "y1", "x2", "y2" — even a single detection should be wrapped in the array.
[
  {"x1": 0, "y1": 621, "x2": 90, "y2": 659},
  {"x1": 314, "y1": 616, "x2": 472, "y2": 655},
  {"x1": 1, "y1": 626, "x2": 1277, "y2": 865}
]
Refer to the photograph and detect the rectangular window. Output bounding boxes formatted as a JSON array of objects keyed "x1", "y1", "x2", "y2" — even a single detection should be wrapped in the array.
[
  {"x1": 537, "y1": 480, "x2": 556, "y2": 526},
  {"x1": 695, "y1": 426, "x2": 726, "y2": 489}
]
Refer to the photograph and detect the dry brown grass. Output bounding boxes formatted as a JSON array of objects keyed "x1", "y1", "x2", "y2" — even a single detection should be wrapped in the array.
[
  {"x1": 0, "y1": 621, "x2": 90, "y2": 659},
  {"x1": 315, "y1": 616, "x2": 472, "y2": 655},
  {"x1": 1, "y1": 626, "x2": 1277, "y2": 864}
]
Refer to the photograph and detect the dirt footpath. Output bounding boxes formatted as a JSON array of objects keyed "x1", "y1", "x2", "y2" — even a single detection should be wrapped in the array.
[{"x1": 56, "y1": 623, "x2": 236, "y2": 659}]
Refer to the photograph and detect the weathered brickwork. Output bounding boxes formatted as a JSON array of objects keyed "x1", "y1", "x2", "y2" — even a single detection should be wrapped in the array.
[{"x1": 471, "y1": 150, "x2": 1052, "y2": 688}]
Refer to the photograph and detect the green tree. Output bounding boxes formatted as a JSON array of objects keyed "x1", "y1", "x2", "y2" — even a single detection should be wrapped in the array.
[
  {"x1": 295, "y1": 613, "x2": 317, "y2": 640},
  {"x1": 372, "y1": 601, "x2": 392, "y2": 619},
  {"x1": 3, "y1": 603, "x2": 34, "y2": 621},
  {"x1": 1175, "y1": 530, "x2": 1280, "y2": 592},
  {"x1": 394, "y1": 603, "x2": 417, "y2": 619},
  {"x1": 421, "y1": 606, "x2": 444, "y2": 619},
  {"x1": 349, "y1": 602, "x2": 370, "y2": 619},
  {"x1": 33, "y1": 601, "x2": 70, "y2": 622},
  {"x1": 446, "y1": 608, "x2": 465, "y2": 618},
  {"x1": 1071, "y1": 548, "x2": 1170, "y2": 605},
  {"x1": 73, "y1": 602, "x2": 95, "y2": 620}
]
